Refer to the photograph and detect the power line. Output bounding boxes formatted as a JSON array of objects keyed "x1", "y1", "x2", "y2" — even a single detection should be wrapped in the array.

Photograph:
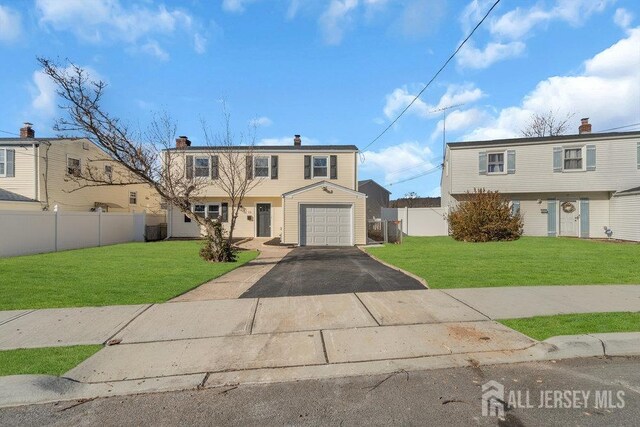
[
  {"x1": 388, "y1": 164, "x2": 443, "y2": 186},
  {"x1": 0, "y1": 129, "x2": 19, "y2": 136},
  {"x1": 361, "y1": 0, "x2": 501, "y2": 152},
  {"x1": 597, "y1": 122, "x2": 640, "y2": 132}
]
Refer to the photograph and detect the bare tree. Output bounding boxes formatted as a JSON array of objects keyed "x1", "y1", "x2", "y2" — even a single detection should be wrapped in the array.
[
  {"x1": 404, "y1": 191, "x2": 419, "y2": 208},
  {"x1": 39, "y1": 57, "x2": 255, "y2": 262},
  {"x1": 521, "y1": 110, "x2": 575, "y2": 137}
]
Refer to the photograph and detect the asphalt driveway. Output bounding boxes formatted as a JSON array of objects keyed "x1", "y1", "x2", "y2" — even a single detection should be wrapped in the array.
[{"x1": 240, "y1": 247, "x2": 425, "y2": 298}]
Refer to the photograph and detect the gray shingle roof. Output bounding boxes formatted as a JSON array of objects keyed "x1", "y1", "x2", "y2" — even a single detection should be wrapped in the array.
[
  {"x1": 447, "y1": 131, "x2": 640, "y2": 148},
  {"x1": 0, "y1": 188, "x2": 39, "y2": 203},
  {"x1": 165, "y1": 145, "x2": 359, "y2": 152}
]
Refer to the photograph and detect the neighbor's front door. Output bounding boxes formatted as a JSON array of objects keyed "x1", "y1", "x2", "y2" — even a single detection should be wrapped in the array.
[
  {"x1": 559, "y1": 200, "x2": 578, "y2": 237},
  {"x1": 256, "y1": 203, "x2": 271, "y2": 237}
]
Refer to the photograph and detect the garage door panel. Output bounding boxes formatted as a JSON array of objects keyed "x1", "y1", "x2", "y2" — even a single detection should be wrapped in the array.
[{"x1": 300, "y1": 204, "x2": 352, "y2": 246}]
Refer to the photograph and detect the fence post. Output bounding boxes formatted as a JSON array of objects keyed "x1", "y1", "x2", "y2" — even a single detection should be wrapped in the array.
[
  {"x1": 53, "y1": 205, "x2": 59, "y2": 252},
  {"x1": 404, "y1": 206, "x2": 409, "y2": 234}
]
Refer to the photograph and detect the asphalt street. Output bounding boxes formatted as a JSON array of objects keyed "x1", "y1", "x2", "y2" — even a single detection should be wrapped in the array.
[{"x1": 2, "y1": 356, "x2": 639, "y2": 426}]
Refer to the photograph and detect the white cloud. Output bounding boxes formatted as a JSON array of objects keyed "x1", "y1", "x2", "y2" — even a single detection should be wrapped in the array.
[
  {"x1": 222, "y1": 0, "x2": 257, "y2": 14},
  {"x1": 249, "y1": 116, "x2": 273, "y2": 127},
  {"x1": 383, "y1": 84, "x2": 484, "y2": 120},
  {"x1": 139, "y1": 40, "x2": 169, "y2": 61},
  {"x1": 463, "y1": 28, "x2": 640, "y2": 141},
  {"x1": 194, "y1": 33, "x2": 207, "y2": 54},
  {"x1": 614, "y1": 8, "x2": 634, "y2": 29},
  {"x1": 429, "y1": 108, "x2": 491, "y2": 140},
  {"x1": 456, "y1": 40, "x2": 525, "y2": 69},
  {"x1": 36, "y1": 0, "x2": 203, "y2": 57},
  {"x1": 319, "y1": 0, "x2": 358, "y2": 45},
  {"x1": 361, "y1": 141, "x2": 436, "y2": 184},
  {"x1": 0, "y1": 5, "x2": 22, "y2": 43}
]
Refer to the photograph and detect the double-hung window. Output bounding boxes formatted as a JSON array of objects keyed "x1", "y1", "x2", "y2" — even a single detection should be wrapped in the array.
[
  {"x1": 193, "y1": 204, "x2": 220, "y2": 219},
  {"x1": 563, "y1": 148, "x2": 583, "y2": 170},
  {"x1": 194, "y1": 157, "x2": 210, "y2": 177},
  {"x1": 254, "y1": 156, "x2": 269, "y2": 178},
  {"x1": 487, "y1": 152, "x2": 505, "y2": 174},
  {"x1": 104, "y1": 164, "x2": 113, "y2": 181},
  {"x1": 129, "y1": 191, "x2": 137, "y2": 205},
  {"x1": 67, "y1": 156, "x2": 81, "y2": 176},
  {"x1": 0, "y1": 149, "x2": 5, "y2": 177},
  {"x1": 194, "y1": 204, "x2": 206, "y2": 218},
  {"x1": 312, "y1": 156, "x2": 328, "y2": 178}
]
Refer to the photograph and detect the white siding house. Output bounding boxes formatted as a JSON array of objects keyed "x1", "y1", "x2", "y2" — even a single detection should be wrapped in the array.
[{"x1": 442, "y1": 120, "x2": 640, "y2": 241}]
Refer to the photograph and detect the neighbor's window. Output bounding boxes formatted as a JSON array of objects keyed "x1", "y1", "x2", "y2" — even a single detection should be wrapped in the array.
[
  {"x1": 487, "y1": 152, "x2": 505, "y2": 174},
  {"x1": 129, "y1": 191, "x2": 137, "y2": 205},
  {"x1": 194, "y1": 157, "x2": 210, "y2": 177},
  {"x1": 312, "y1": 156, "x2": 328, "y2": 178},
  {"x1": 254, "y1": 156, "x2": 269, "y2": 178},
  {"x1": 194, "y1": 204, "x2": 206, "y2": 218},
  {"x1": 207, "y1": 204, "x2": 220, "y2": 219},
  {"x1": 564, "y1": 148, "x2": 583, "y2": 170},
  {"x1": 67, "y1": 156, "x2": 81, "y2": 176},
  {"x1": 0, "y1": 149, "x2": 5, "y2": 177},
  {"x1": 104, "y1": 164, "x2": 113, "y2": 181}
]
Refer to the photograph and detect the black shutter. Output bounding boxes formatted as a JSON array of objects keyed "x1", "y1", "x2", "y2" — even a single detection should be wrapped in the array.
[
  {"x1": 185, "y1": 155, "x2": 194, "y2": 179},
  {"x1": 330, "y1": 155, "x2": 337, "y2": 179},
  {"x1": 246, "y1": 155, "x2": 253, "y2": 180},
  {"x1": 304, "y1": 155, "x2": 311, "y2": 179},
  {"x1": 211, "y1": 155, "x2": 219, "y2": 179},
  {"x1": 271, "y1": 155, "x2": 278, "y2": 179},
  {"x1": 221, "y1": 203, "x2": 228, "y2": 222}
]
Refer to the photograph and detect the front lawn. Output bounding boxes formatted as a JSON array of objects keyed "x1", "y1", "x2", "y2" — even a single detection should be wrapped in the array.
[
  {"x1": 500, "y1": 312, "x2": 640, "y2": 341},
  {"x1": 0, "y1": 241, "x2": 258, "y2": 310},
  {"x1": 0, "y1": 345, "x2": 102, "y2": 377},
  {"x1": 366, "y1": 236, "x2": 640, "y2": 288}
]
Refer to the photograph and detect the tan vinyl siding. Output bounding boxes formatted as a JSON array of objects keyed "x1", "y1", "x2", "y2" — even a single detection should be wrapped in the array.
[
  {"x1": 610, "y1": 193, "x2": 640, "y2": 241},
  {"x1": 0, "y1": 145, "x2": 37, "y2": 199},
  {"x1": 282, "y1": 186, "x2": 366, "y2": 245},
  {"x1": 449, "y1": 135, "x2": 640, "y2": 195},
  {"x1": 0, "y1": 201, "x2": 42, "y2": 211}
]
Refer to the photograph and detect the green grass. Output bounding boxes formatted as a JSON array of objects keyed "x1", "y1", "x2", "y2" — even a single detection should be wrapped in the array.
[
  {"x1": 366, "y1": 236, "x2": 640, "y2": 288},
  {"x1": 0, "y1": 241, "x2": 258, "y2": 310},
  {"x1": 0, "y1": 345, "x2": 102, "y2": 376},
  {"x1": 500, "y1": 312, "x2": 640, "y2": 341}
]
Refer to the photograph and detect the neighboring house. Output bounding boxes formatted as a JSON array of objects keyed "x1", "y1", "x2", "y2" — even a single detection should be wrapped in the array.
[
  {"x1": 166, "y1": 135, "x2": 367, "y2": 246},
  {"x1": 390, "y1": 197, "x2": 441, "y2": 208},
  {"x1": 0, "y1": 123, "x2": 161, "y2": 212},
  {"x1": 442, "y1": 119, "x2": 640, "y2": 241},
  {"x1": 0, "y1": 188, "x2": 41, "y2": 211},
  {"x1": 358, "y1": 179, "x2": 390, "y2": 219}
]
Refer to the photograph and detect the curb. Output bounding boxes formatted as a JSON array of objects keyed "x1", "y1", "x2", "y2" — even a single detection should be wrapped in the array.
[
  {"x1": 2, "y1": 332, "x2": 637, "y2": 409},
  {"x1": 358, "y1": 246, "x2": 429, "y2": 289}
]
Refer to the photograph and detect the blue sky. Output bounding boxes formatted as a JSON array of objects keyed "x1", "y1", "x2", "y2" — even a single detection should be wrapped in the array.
[{"x1": 0, "y1": 0, "x2": 639, "y2": 198}]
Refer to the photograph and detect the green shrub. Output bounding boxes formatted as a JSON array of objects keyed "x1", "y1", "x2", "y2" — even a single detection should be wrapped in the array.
[{"x1": 447, "y1": 188, "x2": 523, "y2": 242}]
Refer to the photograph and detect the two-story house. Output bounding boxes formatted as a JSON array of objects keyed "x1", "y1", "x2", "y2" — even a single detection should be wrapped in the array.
[
  {"x1": 358, "y1": 179, "x2": 391, "y2": 220},
  {"x1": 0, "y1": 123, "x2": 161, "y2": 212},
  {"x1": 166, "y1": 135, "x2": 367, "y2": 246},
  {"x1": 442, "y1": 119, "x2": 640, "y2": 241}
]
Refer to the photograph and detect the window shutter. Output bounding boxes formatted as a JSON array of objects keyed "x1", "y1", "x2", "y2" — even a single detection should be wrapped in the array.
[
  {"x1": 547, "y1": 199, "x2": 557, "y2": 236},
  {"x1": 304, "y1": 155, "x2": 311, "y2": 179},
  {"x1": 552, "y1": 147, "x2": 562, "y2": 172},
  {"x1": 6, "y1": 149, "x2": 15, "y2": 177},
  {"x1": 330, "y1": 155, "x2": 337, "y2": 179},
  {"x1": 507, "y1": 150, "x2": 516, "y2": 174},
  {"x1": 586, "y1": 145, "x2": 596, "y2": 171},
  {"x1": 637, "y1": 142, "x2": 640, "y2": 169},
  {"x1": 221, "y1": 202, "x2": 228, "y2": 222},
  {"x1": 185, "y1": 155, "x2": 194, "y2": 179},
  {"x1": 511, "y1": 200, "x2": 520, "y2": 216},
  {"x1": 478, "y1": 152, "x2": 487, "y2": 175},
  {"x1": 580, "y1": 198, "x2": 589, "y2": 238},
  {"x1": 211, "y1": 155, "x2": 219, "y2": 179},
  {"x1": 271, "y1": 155, "x2": 278, "y2": 179},
  {"x1": 245, "y1": 155, "x2": 253, "y2": 180}
]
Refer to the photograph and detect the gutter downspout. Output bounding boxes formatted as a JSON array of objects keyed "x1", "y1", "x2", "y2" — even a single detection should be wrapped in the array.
[{"x1": 33, "y1": 142, "x2": 39, "y2": 201}]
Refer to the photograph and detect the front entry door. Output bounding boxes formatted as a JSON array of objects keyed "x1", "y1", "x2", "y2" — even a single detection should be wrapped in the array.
[
  {"x1": 559, "y1": 200, "x2": 578, "y2": 237},
  {"x1": 256, "y1": 203, "x2": 271, "y2": 237}
]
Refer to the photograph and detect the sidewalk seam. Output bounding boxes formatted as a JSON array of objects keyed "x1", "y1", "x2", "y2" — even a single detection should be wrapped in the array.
[
  {"x1": 0, "y1": 309, "x2": 35, "y2": 326},
  {"x1": 440, "y1": 290, "x2": 493, "y2": 320},
  {"x1": 353, "y1": 293, "x2": 381, "y2": 326},
  {"x1": 320, "y1": 330, "x2": 330, "y2": 364},
  {"x1": 104, "y1": 304, "x2": 154, "y2": 344},
  {"x1": 587, "y1": 333, "x2": 608, "y2": 357},
  {"x1": 249, "y1": 299, "x2": 260, "y2": 335}
]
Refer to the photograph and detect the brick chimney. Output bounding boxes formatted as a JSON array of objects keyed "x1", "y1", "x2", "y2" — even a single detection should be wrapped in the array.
[
  {"x1": 579, "y1": 118, "x2": 592, "y2": 134},
  {"x1": 175, "y1": 135, "x2": 191, "y2": 149},
  {"x1": 20, "y1": 122, "x2": 35, "y2": 139},
  {"x1": 293, "y1": 134, "x2": 301, "y2": 146}
]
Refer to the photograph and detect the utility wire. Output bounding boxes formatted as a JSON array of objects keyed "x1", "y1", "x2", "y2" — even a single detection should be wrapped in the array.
[
  {"x1": 388, "y1": 164, "x2": 443, "y2": 186},
  {"x1": 597, "y1": 122, "x2": 640, "y2": 132},
  {"x1": 0, "y1": 129, "x2": 20, "y2": 136},
  {"x1": 362, "y1": 0, "x2": 501, "y2": 152}
]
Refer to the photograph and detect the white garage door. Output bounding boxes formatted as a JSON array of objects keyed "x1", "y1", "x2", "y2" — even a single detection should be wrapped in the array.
[{"x1": 300, "y1": 204, "x2": 352, "y2": 246}]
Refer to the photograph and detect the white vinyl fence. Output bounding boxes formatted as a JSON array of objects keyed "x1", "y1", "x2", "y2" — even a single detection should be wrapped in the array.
[
  {"x1": 381, "y1": 207, "x2": 448, "y2": 236},
  {"x1": 0, "y1": 210, "x2": 166, "y2": 258}
]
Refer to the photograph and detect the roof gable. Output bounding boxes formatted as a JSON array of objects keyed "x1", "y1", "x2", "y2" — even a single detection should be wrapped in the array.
[{"x1": 283, "y1": 181, "x2": 366, "y2": 198}]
